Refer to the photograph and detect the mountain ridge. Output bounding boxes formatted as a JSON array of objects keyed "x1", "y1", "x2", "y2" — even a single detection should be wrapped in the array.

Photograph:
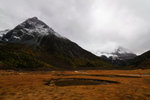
[
  {"x1": 0, "y1": 17, "x2": 149, "y2": 70},
  {"x1": 0, "y1": 17, "x2": 113, "y2": 70},
  {"x1": 2, "y1": 17, "x2": 61, "y2": 45}
]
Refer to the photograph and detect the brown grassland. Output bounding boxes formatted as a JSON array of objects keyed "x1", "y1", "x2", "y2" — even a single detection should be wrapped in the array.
[{"x1": 0, "y1": 69, "x2": 150, "y2": 100}]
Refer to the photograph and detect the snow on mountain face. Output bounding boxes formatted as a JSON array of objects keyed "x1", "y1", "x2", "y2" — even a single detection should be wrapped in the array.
[
  {"x1": 18, "y1": 17, "x2": 57, "y2": 36},
  {"x1": 112, "y1": 47, "x2": 137, "y2": 60},
  {"x1": 0, "y1": 29, "x2": 10, "y2": 41},
  {"x1": 113, "y1": 46, "x2": 132, "y2": 54},
  {"x1": 0, "y1": 29, "x2": 10, "y2": 37},
  {"x1": 95, "y1": 46, "x2": 137, "y2": 60},
  {"x1": 2, "y1": 17, "x2": 61, "y2": 45}
]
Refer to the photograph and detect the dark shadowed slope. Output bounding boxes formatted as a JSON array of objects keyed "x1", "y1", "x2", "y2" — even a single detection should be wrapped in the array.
[{"x1": 131, "y1": 50, "x2": 150, "y2": 69}]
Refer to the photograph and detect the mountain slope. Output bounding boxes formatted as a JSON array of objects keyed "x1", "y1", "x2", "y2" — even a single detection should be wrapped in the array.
[
  {"x1": 0, "y1": 43, "x2": 113, "y2": 70},
  {"x1": 0, "y1": 43, "x2": 54, "y2": 70},
  {"x1": 100, "y1": 47, "x2": 137, "y2": 66},
  {"x1": 0, "y1": 29, "x2": 10, "y2": 41},
  {"x1": 131, "y1": 50, "x2": 150, "y2": 69},
  {"x1": 0, "y1": 17, "x2": 113, "y2": 70},
  {"x1": 111, "y1": 47, "x2": 137, "y2": 60},
  {"x1": 2, "y1": 17, "x2": 100, "y2": 59},
  {"x1": 99, "y1": 47, "x2": 136, "y2": 60},
  {"x1": 2, "y1": 17, "x2": 60, "y2": 45}
]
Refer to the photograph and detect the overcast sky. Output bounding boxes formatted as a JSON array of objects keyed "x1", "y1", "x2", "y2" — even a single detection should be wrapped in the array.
[{"x1": 0, "y1": 0, "x2": 150, "y2": 55}]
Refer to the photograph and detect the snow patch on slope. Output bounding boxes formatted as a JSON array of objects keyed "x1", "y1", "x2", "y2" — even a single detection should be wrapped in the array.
[
  {"x1": 0, "y1": 29, "x2": 10, "y2": 41},
  {"x1": 0, "y1": 29, "x2": 10, "y2": 36},
  {"x1": 2, "y1": 17, "x2": 63, "y2": 45},
  {"x1": 94, "y1": 46, "x2": 137, "y2": 60}
]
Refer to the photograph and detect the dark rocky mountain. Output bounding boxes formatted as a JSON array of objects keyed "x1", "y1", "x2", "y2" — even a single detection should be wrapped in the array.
[
  {"x1": 0, "y1": 29, "x2": 10, "y2": 42},
  {"x1": 2, "y1": 17, "x2": 60, "y2": 45},
  {"x1": 111, "y1": 47, "x2": 137, "y2": 60},
  {"x1": 0, "y1": 17, "x2": 112, "y2": 70},
  {"x1": 101, "y1": 47, "x2": 150, "y2": 69},
  {"x1": 1, "y1": 17, "x2": 149, "y2": 70},
  {"x1": 2, "y1": 17, "x2": 100, "y2": 59},
  {"x1": 0, "y1": 29, "x2": 10, "y2": 35},
  {"x1": 100, "y1": 47, "x2": 137, "y2": 66},
  {"x1": 130, "y1": 50, "x2": 150, "y2": 69}
]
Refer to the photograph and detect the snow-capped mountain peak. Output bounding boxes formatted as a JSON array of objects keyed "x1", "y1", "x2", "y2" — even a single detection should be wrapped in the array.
[
  {"x1": 112, "y1": 46, "x2": 137, "y2": 60},
  {"x1": 114, "y1": 46, "x2": 132, "y2": 54},
  {"x1": 94, "y1": 46, "x2": 137, "y2": 60},
  {"x1": 2, "y1": 17, "x2": 61, "y2": 45},
  {"x1": 16, "y1": 17, "x2": 58, "y2": 36}
]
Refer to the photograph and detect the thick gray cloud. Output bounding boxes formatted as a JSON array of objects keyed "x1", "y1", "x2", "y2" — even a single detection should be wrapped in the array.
[{"x1": 0, "y1": 0, "x2": 150, "y2": 55}]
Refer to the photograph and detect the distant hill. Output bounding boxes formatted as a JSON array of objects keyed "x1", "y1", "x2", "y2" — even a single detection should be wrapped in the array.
[
  {"x1": 130, "y1": 50, "x2": 150, "y2": 69},
  {"x1": 97, "y1": 46, "x2": 136, "y2": 60},
  {"x1": 100, "y1": 47, "x2": 137, "y2": 66},
  {"x1": 0, "y1": 17, "x2": 112, "y2": 70},
  {"x1": 100, "y1": 47, "x2": 150, "y2": 69}
]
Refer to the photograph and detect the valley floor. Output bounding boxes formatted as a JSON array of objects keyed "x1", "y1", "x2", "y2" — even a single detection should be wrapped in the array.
[{"x1": 0, "y1": 69, "x2": 150, "y2": 100}]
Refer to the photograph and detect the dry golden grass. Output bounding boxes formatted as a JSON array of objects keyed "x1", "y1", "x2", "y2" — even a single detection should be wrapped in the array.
[{"x1": 0, "y1": 69, "x2": 150, "y2": 100}]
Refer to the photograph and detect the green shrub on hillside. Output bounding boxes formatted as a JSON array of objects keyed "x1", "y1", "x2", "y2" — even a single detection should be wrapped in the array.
[{"x1": 0, "y1": 43, "x2": 52, "y2": 70}]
